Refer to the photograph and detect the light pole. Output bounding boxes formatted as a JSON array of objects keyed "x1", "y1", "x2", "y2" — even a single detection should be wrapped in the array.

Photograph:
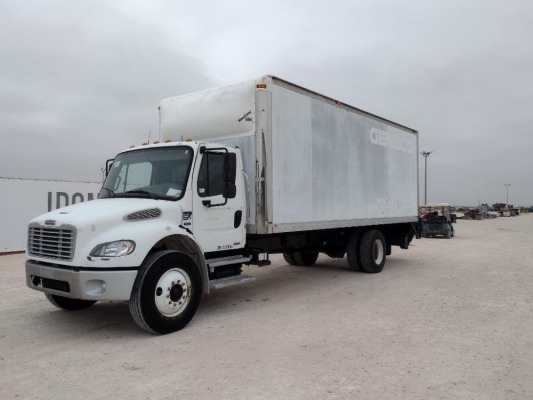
[
  {"x1": 420, "y1": 151, "x2": 432, "y2": 205},
  {"x1": 505, "y1": 183, "x2": 510, "y2": 206}
]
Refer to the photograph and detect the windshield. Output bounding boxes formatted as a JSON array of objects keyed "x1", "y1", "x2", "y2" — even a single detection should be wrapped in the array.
[{"x1": 99, "y1": 146, "x2": 193, "y2": 200}]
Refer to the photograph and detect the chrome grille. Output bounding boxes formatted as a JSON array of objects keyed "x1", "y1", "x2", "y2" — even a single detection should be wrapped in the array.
[{"x1": 28, "y1": 224, "x2": 76, "y2": 261}]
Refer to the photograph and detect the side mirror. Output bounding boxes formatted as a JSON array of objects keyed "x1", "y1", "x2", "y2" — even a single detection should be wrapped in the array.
[{"x1": 106, "y1": 159, "x2": 114, "y2": 176}]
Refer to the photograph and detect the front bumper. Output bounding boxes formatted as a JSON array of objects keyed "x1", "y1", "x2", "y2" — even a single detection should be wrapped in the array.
[{"x1": 26, "y1": 260, "x2": 138, "y2": 301}]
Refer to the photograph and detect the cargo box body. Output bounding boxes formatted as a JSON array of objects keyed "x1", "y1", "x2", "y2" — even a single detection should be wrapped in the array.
[{"x1": 160, "y1": 76, "x2": 419, "y2": 235}]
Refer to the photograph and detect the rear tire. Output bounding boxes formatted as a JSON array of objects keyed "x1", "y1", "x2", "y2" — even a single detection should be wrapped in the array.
[
  {"x1": 129, "y1": 250, "x2": 202, "y2": 335},
  {"x1": 293, "y1": 251, "x2": 319, "y2": 266},
  {"x1": 45, "y1": 293, "x2": 96, "y2": 311},
  {"x1": 283, "y1": 252, "x2": 297, "y2": 265},
  {"x1": 346, "y1": 231, "x2": 362, "y2": 271},
  {"x1": 359, "y1": 230, "x2": 386, "y2": 273}
]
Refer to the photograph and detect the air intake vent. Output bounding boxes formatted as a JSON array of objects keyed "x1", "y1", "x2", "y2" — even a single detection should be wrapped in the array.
[
  {"x1": 28, "y1": 224, "x2": 76, "y2": 261},
  {"x1": 124, "y1": 208, "x2": 162, "y2": 221}
]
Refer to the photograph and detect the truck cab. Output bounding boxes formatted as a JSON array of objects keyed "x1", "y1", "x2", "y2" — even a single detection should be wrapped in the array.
[
  {"x1": 101, "y1": 142, "x2": 245, "y2": 253},
  {"x1": 26, "y1": 141, "x2": 249, "y2": 334}
]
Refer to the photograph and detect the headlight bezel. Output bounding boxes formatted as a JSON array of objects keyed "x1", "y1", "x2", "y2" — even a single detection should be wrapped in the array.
[{"x1": 90, "y1": 240, "x2": 136, "y2": 258}]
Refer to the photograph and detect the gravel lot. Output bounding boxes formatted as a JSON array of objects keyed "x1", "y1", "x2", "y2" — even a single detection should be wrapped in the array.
[{"x1": 1, "y1": 215, "x2": 532, "y2": 399}]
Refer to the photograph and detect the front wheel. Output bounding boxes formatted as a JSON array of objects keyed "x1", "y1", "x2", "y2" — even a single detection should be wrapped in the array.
[
  {"x1": 129, "y1": 250, "x2": 202, "y2": 334},
  {"x1": 45, "y1": 293, "x2": 96, "y2": 311}
]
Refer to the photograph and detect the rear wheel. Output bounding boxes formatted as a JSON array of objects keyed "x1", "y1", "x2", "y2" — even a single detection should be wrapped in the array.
[
  {"x1": 293, "y1": 251, "x2": 319, "y2": 266},
  {"x1": 346, "y1": 231, "x2": 362, "y2": 271},
  {"x1": 129, "y1": 250, "x2": 202, "y2": 334},
  {"x1": 359, "y1": 230, "x2": 386, "y2": 273},
  {"x1": 283, "y1": 252, "x2": 297, "y2": 265},
  {"x1": 45, "y1": 293, "x2": 96, "y2": 311}
]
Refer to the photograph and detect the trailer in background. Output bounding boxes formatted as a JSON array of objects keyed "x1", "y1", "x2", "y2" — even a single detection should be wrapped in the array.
[{"x1": 0, "y1": 177, "x2": 100, "y2": 253}]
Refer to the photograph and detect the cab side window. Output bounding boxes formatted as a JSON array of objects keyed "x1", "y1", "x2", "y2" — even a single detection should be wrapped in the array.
[{"x1": 197, "y1": 153, "x2": 225, "y2": 197}]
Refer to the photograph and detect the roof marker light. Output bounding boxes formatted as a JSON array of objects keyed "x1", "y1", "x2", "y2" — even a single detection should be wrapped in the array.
[{"x1": 256, "y1": 84, "x2": 267, "y2": 89}]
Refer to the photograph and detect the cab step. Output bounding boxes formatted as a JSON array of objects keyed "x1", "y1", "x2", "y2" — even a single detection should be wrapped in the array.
[
  {"x1": 206, "y1": 255, "x2": 252, "y2": 268},
  {"x1": 209, "y1": 274, "x2": 256, "y2": 290}
]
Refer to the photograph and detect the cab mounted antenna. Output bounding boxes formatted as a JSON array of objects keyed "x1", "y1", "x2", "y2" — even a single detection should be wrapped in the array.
[{"x1": 147, "y1": 130, "x2": 152, "y2": 144}]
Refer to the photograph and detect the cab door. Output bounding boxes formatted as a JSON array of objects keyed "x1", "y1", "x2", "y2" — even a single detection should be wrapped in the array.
[{"x1": 191, "y1": 147, "x2": 245, "y2": 253}]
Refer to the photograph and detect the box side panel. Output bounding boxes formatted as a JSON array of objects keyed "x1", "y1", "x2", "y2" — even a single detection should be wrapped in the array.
[
  {"x1": 271, "y1": 87, "x2": 314, "y2": 224},
  {"x1": 270, "y1": 84, "x2": 418, "y2": 233}
]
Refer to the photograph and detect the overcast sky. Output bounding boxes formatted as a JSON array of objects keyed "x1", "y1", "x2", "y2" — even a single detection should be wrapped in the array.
[{"x1": 1, "y1": 0, "x2": 532, "y2": 206}]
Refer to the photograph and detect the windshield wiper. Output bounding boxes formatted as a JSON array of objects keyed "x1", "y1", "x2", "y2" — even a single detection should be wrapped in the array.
[{"x1": 123, "y1": 189, "x2": 162, "y2": 200}]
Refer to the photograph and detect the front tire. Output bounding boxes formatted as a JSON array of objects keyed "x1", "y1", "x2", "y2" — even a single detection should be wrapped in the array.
[
  {"x1": 129, "y1": 250, "x2": 202, "y2": 334},
  {"x1": 359, "y1": 230, "x2": 386, "y2": 273},
  {"x1": 45, "y1": 293, "x2": 96, "y2": 311}
]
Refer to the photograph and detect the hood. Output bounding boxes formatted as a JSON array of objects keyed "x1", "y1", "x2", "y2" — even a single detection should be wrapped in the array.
[{"x1": 30, "y1": 198, "x2": 183, "y2": 228}]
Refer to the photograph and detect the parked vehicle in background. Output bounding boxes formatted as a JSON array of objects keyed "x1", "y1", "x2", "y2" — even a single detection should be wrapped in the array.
[
  {"x1": 420, "y1": 203, "x2": 456, "y2": 239},
  {"x1": 487, "y1": 211, "x2": 500, "y2": 218}
]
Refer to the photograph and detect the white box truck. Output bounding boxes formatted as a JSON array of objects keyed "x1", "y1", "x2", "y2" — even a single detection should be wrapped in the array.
[{"x1": 26, "y1": 76, "x2": 419, "y2": 334}]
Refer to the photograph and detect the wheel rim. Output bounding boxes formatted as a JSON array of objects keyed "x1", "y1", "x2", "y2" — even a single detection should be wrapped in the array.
[
  {"x1": 154, "y1": 268, "x2": 192, "y2": 317},
  {"x1": 372, "y1": 239, "x2": 384, "y2": 264}
]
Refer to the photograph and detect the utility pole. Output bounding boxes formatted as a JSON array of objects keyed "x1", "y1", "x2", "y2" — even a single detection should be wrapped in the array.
[
  {"x1": 420, "y1": 151, "x2": 432, "y2": 205},
  {"x1": 505, "y1": 183, "x2": 510, "y2": 206}
]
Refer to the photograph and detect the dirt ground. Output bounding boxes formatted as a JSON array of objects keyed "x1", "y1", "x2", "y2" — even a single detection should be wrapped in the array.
[{"x1": 1, "y1": 215, "x2": 532, "y2": 399}]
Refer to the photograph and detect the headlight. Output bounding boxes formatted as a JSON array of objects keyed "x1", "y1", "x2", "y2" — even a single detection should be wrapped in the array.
[{"x1": 90, "y1": 240, "x2": 136, "y2": 257}]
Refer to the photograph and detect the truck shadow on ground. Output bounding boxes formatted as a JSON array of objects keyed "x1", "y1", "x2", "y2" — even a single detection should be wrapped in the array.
[
  {"x1": 34, "y1": 301, "x2": 149, "y2": 338},
  {"x1": 197, "y1": 257, "x2": 412, "y2": 314},
  {"x1": 31, "y1": 257, "x2": 412, "y2": 337}
]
